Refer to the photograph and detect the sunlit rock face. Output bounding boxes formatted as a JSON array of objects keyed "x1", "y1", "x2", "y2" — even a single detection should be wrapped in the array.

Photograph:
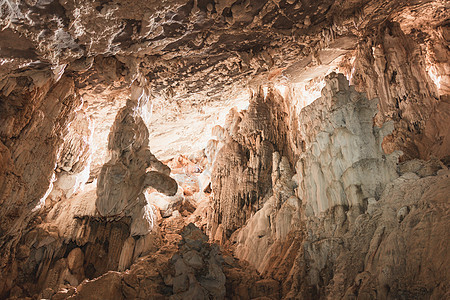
[{"x1": 0, "y1": 0, "x2": 449, "y2": 299}]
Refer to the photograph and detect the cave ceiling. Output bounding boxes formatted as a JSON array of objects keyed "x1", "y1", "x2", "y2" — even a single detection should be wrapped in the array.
[{"x1": 1, "y1": 0, "x2": 448, "y2": 158}]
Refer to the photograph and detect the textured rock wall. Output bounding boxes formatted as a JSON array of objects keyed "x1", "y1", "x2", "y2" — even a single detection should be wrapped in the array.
[
  {"x1": 49, "y1": 105, "x2": 93, "y2": 202},
  {"x1": 0, "y1": 71, "x2": 86, "y2": 296},
  {"x1": 0, "y1": 72, "x2": 79, "y2": 238},
  {"x1": 0, "y1": 179, "x2": 164, "y2": 299},
  {"x1": 51, "y1": 223, "x2": 227, "y2": 300},
  {"x1": 96, "y1": 79, "x2": 178, "y2": 236},
  {"x1": 0, "y1": 74, "x2": 177, "y2": 298},
  {"x1": 210, "y1": 87, "x2": 296, "y2": 241},
  {"x1": 293, "y1": 164, "x2": 450, "y2": 299},
  {"x1": 233, "y1": 151, "x2": 301, "y2": 272},
  {"x1": 297, "y1": 73, "x2": 399, "y2": 217},
  {"x1": 0, "y1": 1, "x2": 448, "y2": 299},
  {"x1": 352, "y1": 21, "x2": 450, "y2": 161},
  {"x1": 223, "y1": 73, "x2": 450, "y2": 298}
]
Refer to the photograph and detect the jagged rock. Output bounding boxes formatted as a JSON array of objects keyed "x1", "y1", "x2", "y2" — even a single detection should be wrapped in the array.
[
  {"x1": 228, "y1": 73, "x2": 449, "y2": 299},
  {"x1": 0, "y1": 1, "x2": 448, "y2": 299},
  {"x1": 352, "y1": 21, "x2": 450, "y2": 160},
  {"x1": 234, "y1": 151, "x2": 300, "y2": 271},
  {"x1": 96, "y1": 79, "x2": 177, "y2": 236},
  {"x1": 50, "y1": 106, "x2": 93, "y2": 201},
  {"x1": 70, "y1": 271, "x2": 123, "y2": 300},
  {"x1": 168, "y1": 223, "x2": 226, "y2": 300},
  {"x1": 297, "y1": 73, "x2": 400, "y2": 217},
  {"x1": 210, "y1": 87, "x2": 295, "y2": 241},
  {"x1": 67, "y1": 248, "x2": 84, "y2": 281}
]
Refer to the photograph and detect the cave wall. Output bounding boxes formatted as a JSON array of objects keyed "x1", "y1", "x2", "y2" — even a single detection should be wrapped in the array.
[
  {"x1": 206, "y1": 21, "x2": 449, "y2": 299},
  {"x1": 0, "y1": 72, "x2": 172, "y2": 298},
  {"x1": 210, "y1": 72, "x2": 449, "y2": 299},
  {"x1": 0, "y1": 70, "x2": 87, "y2": 296},
  {"x1": 0, "y1": 1, "x2": 448, "y2": 299},
  {"x1": 0, "y1": 71, "x2": 80, "y2": 241},
  {"x1": 297, "y1": 73, "x2": 399, "y2": 217},
  {"x1": 352, "y1": 21, "x2": 450, "y2": 161},
  {"x1": 209, "y1": 87, "x2": 298, "y2": 241}
]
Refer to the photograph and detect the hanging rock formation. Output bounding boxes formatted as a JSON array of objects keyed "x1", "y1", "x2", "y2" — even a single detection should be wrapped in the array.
[
  {"x1": 210, "y1": 86, "x2": 297, "y2": 241},
  {"x1": 352, "y1": 21, "x2": 449, "y2": 161},
  {"x1": 217, "y1": 73, "x2": 450, "y2": 299},
  {"x1": 0, "y1": 0, "x2": 449, "y2": 299},
  {"x1": 297, "y1": 73, "x2": 400, "y2": 217}
]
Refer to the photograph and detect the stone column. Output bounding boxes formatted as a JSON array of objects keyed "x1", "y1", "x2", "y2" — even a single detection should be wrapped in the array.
[{"x1": 96, "y1": 78, "x2": 177, "y2": 235}]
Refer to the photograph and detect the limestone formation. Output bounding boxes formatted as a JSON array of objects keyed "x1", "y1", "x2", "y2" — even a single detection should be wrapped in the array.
[
  {"x1": 0, "y1": 0, "x2": 449, "y2": 299},
  {"x1": 297, "y1": 73, "x2": 400, "y2": 217},
  {"x1": 96, "y1": 79, "x2": 178, "y2": 235},
  {"x1": 352, "y1": 21, "x2": 450, "y2": 161},
  {"x1": 210, "y1": 87, "x2": 296, "y2": 241},
  {"x1": 50, "y1": 106, "x2": 93, "y2": 202}
]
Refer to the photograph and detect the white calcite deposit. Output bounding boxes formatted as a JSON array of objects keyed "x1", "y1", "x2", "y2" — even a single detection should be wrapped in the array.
[
  {"x1": 0, "y1": 1, "x2": 448, "y2": 299},
  {"x1": 297, "y1": 73, "x2": 400, "y2": 217}
]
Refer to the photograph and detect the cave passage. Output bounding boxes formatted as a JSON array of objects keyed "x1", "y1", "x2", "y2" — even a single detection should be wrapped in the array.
[{"x1": 0, "y1": 1, "x2": 449, "y2": 299}]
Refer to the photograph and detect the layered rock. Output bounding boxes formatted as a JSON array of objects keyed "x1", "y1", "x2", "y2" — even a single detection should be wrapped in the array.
[
  {"x1": 61, "y1": 223, "x2": 226, "y2": 300},
  {"x1": 0, "y1": 74, "x2": 176, "y2": 298},
  {"x1": 234, "y1": 152, "x2": 301, "y2": 272},
  {"x1": 297, "y1": 73, "x2": 399, "y2": 217},
  {"x1": 0, "y1": 70, "x2": 88, "y2": 298},
  {"x1": 210, "y1": 87, "x2": 296, "y2": 241},
  {"x1": 49, "y1": 106, "x2": 93, "y2": 202},
  {"x1": 224, "y1": 73, "x2": 450, "y2": 298},
  {"x1": 352, "y1": 21, "x2": 450, "y2": 161},
  {"x1": 0, "y1": 1, "x2": 448, "y2": 299},
  {"x1": 293, "y1": 164, "x2": 450, "y2": 299}
]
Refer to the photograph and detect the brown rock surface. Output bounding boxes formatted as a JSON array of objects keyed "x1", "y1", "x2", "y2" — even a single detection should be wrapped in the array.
[{"x1": 0, "y1": 0, "x2": 448, "y2": 299}]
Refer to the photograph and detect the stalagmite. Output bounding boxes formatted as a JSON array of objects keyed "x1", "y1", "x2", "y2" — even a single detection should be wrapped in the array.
[
  {"x1": 96, "y1": 79, "x2": 178, "y2": 235},
  {"x1": 0, "y1": 0, "x2": 448, "y2": 299}
]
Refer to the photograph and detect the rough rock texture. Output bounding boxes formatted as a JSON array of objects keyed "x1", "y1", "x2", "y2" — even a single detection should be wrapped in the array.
[
  {"x1": 62, "y1": 223, "x2": 226, "y2": 300},
  {"x1": 234, "y1": 151, "x2": 301, "y2": 272},
  {"x1": 1, "y1": 0, "x2": 447, "y2": 163},
  {"x1": 297, "y1": 73, "x2": 399, "y2": 217},
  {"x1": 0, "y1": 71, "x2": 86, "y2": 298},
  {"x1": 0, "y1": 179, "x2": 163, "y2": 298},
  {"x1": 223, "y1": 73, "x2": 450, "y2": 298},
  {"x1": 210, "y1": 87, "x2": 296, "y2": 240},
  {"x1": 166, "y1": 223, "x2": 226, "y2": 300},
  {"x1": 96, "y1": 79, "x2": 178, "y2": 236},
  {"x1": 292, "y1": 167, "x2": 450, "y2": 299},
  {"x1": 352, "y1": 21, "x2": 450, "y2": 161},
  {"x1": 0, "y1": 0, "x2": 449, "y2": 299},
  {"x1": 49, "y1": 106, "x2": 93, "y2": 202}
]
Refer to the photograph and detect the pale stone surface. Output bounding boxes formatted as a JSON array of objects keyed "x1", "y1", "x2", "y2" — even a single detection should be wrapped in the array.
[
  {"x1": 352, "y1": 22, "x2": 450, "y2": 160},
  {"x1": 228, "y1": 73, "x2": 450, "y2": 299},
  {"x1": 50, "y1": 108, "x2": 94, "y2": 200},
  {"x1": 297, "y1": 73, "x2": 400, "y2": 217},
  {"x1": 0, "y1": 0, "x2": 448, "y2": 299},
  {"x1": 118, "y1": 237, "x2": 135, "y2": 272},
  {"x1": 96, "y1": 79, "x2": 178, "y2": 236},
  {"x1": 210, "y1": 87, "x2": 295, "y2": 241},
  {"x1": 234, "y1": 151, "x2": 300, "y2": 272}
]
